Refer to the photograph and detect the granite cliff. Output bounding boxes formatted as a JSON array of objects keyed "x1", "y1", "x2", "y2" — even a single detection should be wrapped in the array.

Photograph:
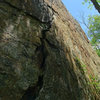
[{"x1": 0, "y1": 0, "x2": 100, "y2": 100}]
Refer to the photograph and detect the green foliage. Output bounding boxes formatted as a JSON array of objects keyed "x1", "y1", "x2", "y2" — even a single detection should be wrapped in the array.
[
  {"x1": 88, "y1": 15, "x2": 100, "y2": 57},
  {"x1": 82, "y1": 0, "x2": 93, "y2": 9},
  {"x1": 75, "y1": 57, "x2": 100, "y2": 92},
  {"x1": 88, "y1": 15, "x2": 100, "y2": 44},
  {"x1": 81, "y1": 63, "x2": 87, "y2": 72},
  {"x1": 82, "y1": 0, "x2": 100, "y2": 9},
  {"x1": 96, "y1": 49, "x2": 100, "y2": 57},
  {"x1": 75, "y1": 57, "x2": 87, "y2": 72},
  {"x1": 88, "y1": 75, "x2": 100, "y2": 92},
  {"x1": 82, "y1": 0, "x2": 100, "y2": 56}
]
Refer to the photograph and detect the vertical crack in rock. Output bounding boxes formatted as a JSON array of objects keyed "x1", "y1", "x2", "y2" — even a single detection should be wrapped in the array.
[
  {"x1": 21, "y1": 1, "x2": 54, "y2": 99},
  {"x1": 33, "y1": 22, "x2": 53, "y2": 99},
  {"x1": 24, "y1": 1, "x2": 55, "y2": 99},
  {"x1": 20, "y1": 76, "x2": 44, "y2": 100},
  {"x1": 20, "y1": 22, "x2": 52, "y2": 100}
]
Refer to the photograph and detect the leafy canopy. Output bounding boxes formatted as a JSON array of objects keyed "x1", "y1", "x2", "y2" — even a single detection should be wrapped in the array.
[
  {"x1": 88, "y1": 15, "x2": 100, "y2": 45},
  {"x1": 88, "y1": 15, "x2": 100, "y2": 57},
  {"x1": 82, "y1": 0, "x2": 100, "y2": 56}
]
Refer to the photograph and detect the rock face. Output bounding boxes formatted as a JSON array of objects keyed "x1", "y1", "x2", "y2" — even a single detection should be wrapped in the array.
[{"x1": 0, "y1": 0, "x2": 100, "y2": 100}]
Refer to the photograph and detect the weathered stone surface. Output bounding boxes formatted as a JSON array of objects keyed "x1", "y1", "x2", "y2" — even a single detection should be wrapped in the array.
[
  {"x1": 0, "y1": 0, "x2": 54, "y2": 22},
  {"x1": 0, "y1": 0, "x2": 100, "y2": 100}
]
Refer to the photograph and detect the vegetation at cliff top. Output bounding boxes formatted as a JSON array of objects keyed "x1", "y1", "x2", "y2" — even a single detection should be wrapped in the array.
[
  {"x1": 88, "y1": 15, "x2": 100, "y2": 57},
  {"x1": 83, "y1": 0, "x2": 100, "y2": 13},
  {"x1": 82, "y1": 0, "x2": 100, "y2": 57}
]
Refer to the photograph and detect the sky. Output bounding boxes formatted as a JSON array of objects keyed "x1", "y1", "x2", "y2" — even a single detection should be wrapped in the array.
[{"x1": 62, "y1": 0, "x2": 99, "y2": 35}]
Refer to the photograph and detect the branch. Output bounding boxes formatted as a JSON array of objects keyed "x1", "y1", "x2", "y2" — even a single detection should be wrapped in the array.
[{"x1": 91, "y1": 0, "x2": 100, "y2": 13}]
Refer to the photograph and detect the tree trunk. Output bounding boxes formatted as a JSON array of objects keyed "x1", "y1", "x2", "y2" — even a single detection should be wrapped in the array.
[
  {"x1": 0, "y1": 0, "x2": 100, "y2": 100},
  {"x1": 91, "y1": 0, "x2": 100, "y2": 13}
]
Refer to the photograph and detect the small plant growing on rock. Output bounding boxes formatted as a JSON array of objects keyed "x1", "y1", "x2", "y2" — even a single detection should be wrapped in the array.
[
  {"x1": 88, "y1": 75, "x2": 100, "y2": 93},
  {"x1": 75, "y1": 57, "x2": 87, "y2": 73}
]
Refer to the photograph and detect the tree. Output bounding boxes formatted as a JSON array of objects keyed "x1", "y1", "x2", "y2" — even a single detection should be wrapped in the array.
[
  {"x1": 91, "y1": 0, "x2": 100, "y2": 13},
  {"x1": 88, "y1": 15, "x2": 100, "y2": 56},
  {"x1": 82, "y1": 0, "x2": 100, "y2": 56},
  {"x1": 88, "y1": 15, "x2": 100, "y2": 44},
  {"x1": 83, "y1": 0, "x2": 100, "y2": 13}
]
